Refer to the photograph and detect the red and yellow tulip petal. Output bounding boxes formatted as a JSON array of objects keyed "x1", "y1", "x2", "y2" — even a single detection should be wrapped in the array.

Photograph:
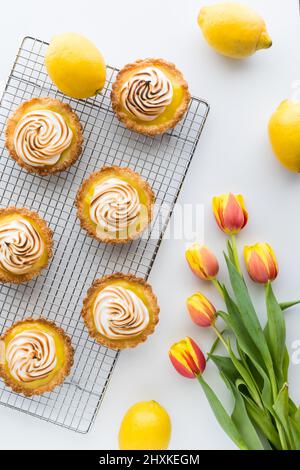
[
  {"x1": 212, "y1": 193, "x2": 248, "y2": 235},
  {"x1": 169, "y1": 351, "x2": 195, "y2": 378},
  {"x1": 187, "y1": 292, "x2": 216, "y2": 327},
  {"x1": 236, "y1": 195, "x2": 248, "y2": 229},
  {"x1": 247, "y1": 250, "x2": 270, "y2": 283},
  {"x1": 185, "y1": 244, "x2": 219, "y2": 281},
  {"x1": 200, "y1": 246, "x2": 219, "y2": 279},
  {"x1": 169, "y1": 337, "x2": 206, "y2": 379},
  {"x1": 223, "y1": 193, "x2": 246, "y2": 233},
  {"x1": 244, "y1": 243, "x2": 278, "y2": 284},
  {"x1": 212, "y1": 196, "x2": 223, "y2": 231}
]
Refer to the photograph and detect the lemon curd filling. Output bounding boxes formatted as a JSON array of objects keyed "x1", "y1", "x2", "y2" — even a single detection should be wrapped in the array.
[
  {"x1": 92, "y1": 283, "x2": 150, "y2": 340},
  {"x1": 6, "y1": 97, "x2": 83, "y2": 176},
  {"x1": 111, "y1": 59, "x2": 190, "y2": 137},
  {"x1": 14, "y1": 109, "x2": 73, "y2": 168},
  {"x1": 2, "y1": 321, "x2": 66, "y2": 391}
]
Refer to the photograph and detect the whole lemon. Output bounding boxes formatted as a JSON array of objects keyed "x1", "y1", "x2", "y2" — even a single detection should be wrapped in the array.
[
  {"x1": 269, "y1": 100, "x2": 300, "y2": 173},
  {"x1": 198, "y1": 2, "x2": 272, "y2": 59},
  {"x1": 45, "y1": 32, "x2": 106, "y2": 99},
  {"x1": 118, "y1": 401, "x2": 171, "y2": 450}
]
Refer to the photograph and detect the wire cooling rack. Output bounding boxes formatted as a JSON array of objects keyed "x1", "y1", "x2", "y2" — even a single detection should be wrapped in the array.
[{"x1": 0, "y1": 36, "x2": 209, "y2": 433}]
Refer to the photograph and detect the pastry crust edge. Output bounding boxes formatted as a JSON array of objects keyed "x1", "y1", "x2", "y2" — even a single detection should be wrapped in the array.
[
  {"x1": 0, "y1": 206, "x2": 53, "y2": 284},
  {"x1": 0, "y1": 317, "x2": 74, "y2": 397},
  {"x1": 5, "y1": 97, "x2": 83, "y2": 176},
  {"x1": 81, "y1": 273, "x2": 160, "y2": 349},
  {"x1": 75, "y1": 166, "x2": 155, "y2": 244},
  {"x1": 111, "y1": 58, "x2": 191, "y2": 136}
]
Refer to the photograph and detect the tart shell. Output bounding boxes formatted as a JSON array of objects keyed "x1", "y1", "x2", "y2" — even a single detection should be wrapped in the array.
[
  {"x1": 0, "y1": 206, "x2": 53, "y2": 284},
  {"x1": 81, "y1": 273, "x2": 160, "y2": 349},
  {"x1": 0, "y1": 317, "x2": 74, "y2": 397},
  {"x1": 5, "y1": 97, "x2": 83, "y2": 175},
  {"x1": 111, "y1": 58, "x2": 191, "y2": 136},
  {"x1": 75, "y1": 166, "x2": 155, "y2": 244}
]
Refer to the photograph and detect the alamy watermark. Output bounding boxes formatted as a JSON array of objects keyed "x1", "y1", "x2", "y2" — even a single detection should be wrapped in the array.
[
  {"x1": 95, "y1": 202, "x2": 205, "y2": 243},
  {"x1": 291, "y1": 340, "x2": 300, "y2": 365}
]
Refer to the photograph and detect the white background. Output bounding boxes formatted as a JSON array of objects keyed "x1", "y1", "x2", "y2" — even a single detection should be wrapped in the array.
[{"x1": 0, "y1": 0, "x2": 299, "y2": 450}]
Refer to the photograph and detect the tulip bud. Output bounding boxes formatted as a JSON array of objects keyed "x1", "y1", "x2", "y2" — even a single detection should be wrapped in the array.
[
  {"x1": 244, "y1": 242, "x2": 278, "y2": 284},
  {"x1": 187, "y1": 292, "x2": 216, "y2": 327},
  {"x1": 185, "y1": 243, "x2": 219, "y2": 281},
  {"x1": 169, "y1": 337, "x2": 206, "y2": 379},
  {"x1": 212, "y1": 193, "x2": 248, "y2": 235}
]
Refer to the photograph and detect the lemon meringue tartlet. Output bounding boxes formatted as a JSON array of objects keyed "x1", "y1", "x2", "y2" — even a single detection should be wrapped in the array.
[
  {"x1": 81, "y1": 273, "x2": 160, "y2": 349},
  {"x1": 0, "y1": 207, "x2": 53, "y2": 284},
  {"x1": 0, "y1": 318, "x2": 74, "y2": 396},
  {"x1": 5, "y1": 97, "x2": 83, "y2": 175},
  {"x1": 75, "y1": 166, "x2": 155, "y2": 244},
  {"x1": 111, "y1": 58, "x2": 190, "y2": 136}
]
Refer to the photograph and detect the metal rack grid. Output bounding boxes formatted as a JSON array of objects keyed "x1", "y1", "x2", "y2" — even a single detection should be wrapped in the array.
[{"x1": 0, "y1": 36, "x2": 209, "y2": 433}]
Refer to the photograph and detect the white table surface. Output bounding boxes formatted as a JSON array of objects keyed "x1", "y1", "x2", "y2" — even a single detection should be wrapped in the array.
[{"x1": 0, "y1": 0, "x2": 299, "y2": 450}]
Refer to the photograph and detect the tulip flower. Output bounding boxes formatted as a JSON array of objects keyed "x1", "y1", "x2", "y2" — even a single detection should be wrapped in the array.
[
  {"x1": 169, "y1": 337, "x2": 206, "y2": 378},
  {"x1": 212, "y1": 193, "x2": 248, "y2": 235},
  {"x1": 185, "y1": 243, "x2": 219, "y2": 281},
  {"x1": 187, "y1": 292, "x2": 216, "y2": 327},
  {"x1": 244, "y1": 242, "x2": 278, "y2": 284}
]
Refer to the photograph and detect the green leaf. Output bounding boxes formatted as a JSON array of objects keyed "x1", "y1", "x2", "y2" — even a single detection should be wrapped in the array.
[
  {"x1": 244, "y1": 396, "x2": 282, "y2": 450},
  {"x1": 212, "y1": 357, "x2": 268, "y2": 449},
  {"x1": 210, "y1": 352, "x2": 274, "y2": 448},
  {"x1": 280, "y1": 300, "x2": 300, "y2": 311},
  {"x1": 288, "y1": 398, "x2": 298, "y2": 417},
  {"x1": 197, "y1": 375, "x2": 249, "y2": 450},
  {"x1": 265, "y1": 282, "x2": 286, "y2": 379},
  {"x1": 239, "y1": 346, "x2": 274, "y2": 412},
  {"x1": 253, "y1": 366, "x2": 274, "y2": 412},
  {"x1": 273, "y1": 383, "x2": 294, "y2": 450},
  {"x1": 236, "y1": 342, "x2": 264, "y2": 396},
  {"x1": 218, "y1": 303, "x2": 262, "y2": 368},
  {"x1": 220, "y1": 373, "x2": 265, "y2": 450},
  {"x1": 224, "y1": 254, "x2": 273, "y2": 371},
  {"x1": 226, "y1": 339, "x2": 263, "y2": 408},
  {"x1": 220, "y1": 286, "x2": 275, "y2": 406},
  {"x1": 282, "y1": 347, "x2": 290, "y2": 384},
  {"x1": 243, "y1": 354, "x2": 263, "y2": 391},
  {"x1": 295, "y1": 407, "x2": 300, "y2": 425},
  {"x1": 209, "y1": 353, "x2": 242, "y2": 385},
  {"x1": 288, "y1": 417, "x2": 300, "y2": 450},
  {"x1": 217, "y1": 310, "x2": 273, "y2": 411}
]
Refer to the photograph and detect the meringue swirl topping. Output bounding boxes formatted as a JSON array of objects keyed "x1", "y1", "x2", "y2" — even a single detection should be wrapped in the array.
[
  {"x1": 6, "y1": 330, "x2": 57, "y2": 383},
  {"x1": 14, "y1": 110, "x2": 73, "y2": 167},
  {"x1": 93, "y1": 285, "x2": 149, "y2": 339},
  {"x1": 0, "y1": 218, "x2": 44, "y2": 275},
  {"x1": 121, "y1": 67, "x2": 173, "y2": 121},
  {"x1": 90, "y1": 178, "x2": 141, "y2": 233}
]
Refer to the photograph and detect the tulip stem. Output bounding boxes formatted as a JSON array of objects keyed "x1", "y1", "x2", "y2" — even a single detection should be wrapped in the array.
[
  {"x1": 212, "y1": 325, "x2": 228, "y2": 351},
  {"x1": 230, "y1": 234, "x2": 241, "y2": 274},
  {"x1": 212, "y1": 279, "x2": 224, "y2": 298}
]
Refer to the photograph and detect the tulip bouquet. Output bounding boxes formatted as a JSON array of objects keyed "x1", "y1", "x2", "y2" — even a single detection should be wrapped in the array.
[{"x1": 169, "y1": 193, "x2": 300, "y2": 450}]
